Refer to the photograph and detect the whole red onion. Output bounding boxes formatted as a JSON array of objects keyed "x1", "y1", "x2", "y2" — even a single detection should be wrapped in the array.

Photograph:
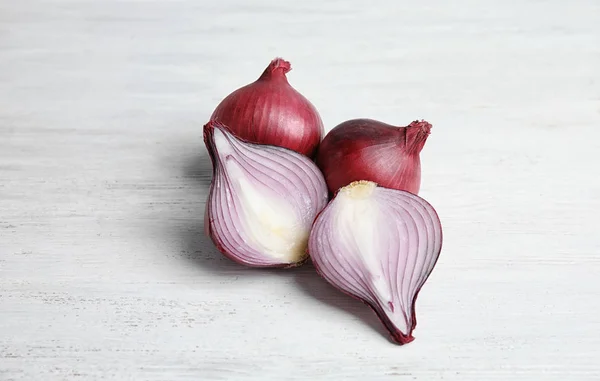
[
  {"x1": 316, "y1": 119, "x2": 432, "y2": 195},
  {"x1": 210, "y1": 58, "x2": 324, "y2": 157}
]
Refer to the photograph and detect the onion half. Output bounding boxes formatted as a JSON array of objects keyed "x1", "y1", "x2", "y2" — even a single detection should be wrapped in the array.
[
  {"x1": 204, "y1": 121, "x2": 328, "y2": 268},
  {"x1": 308, "y1": 180, "x2": 443, "y2": 344}
]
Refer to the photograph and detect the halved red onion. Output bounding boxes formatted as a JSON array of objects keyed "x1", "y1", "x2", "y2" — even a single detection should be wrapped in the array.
[
  {"x1": 204, "y1": 120, "x2": 328, "y2": 268},
  {"x1": 308, "y1": 180, "x2": 443, "y2": 344}
]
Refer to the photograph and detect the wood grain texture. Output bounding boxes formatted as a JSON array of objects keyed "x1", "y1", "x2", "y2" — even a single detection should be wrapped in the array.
[{"x1": 1, "y1": 0, "x2": 599, "y2": 379}]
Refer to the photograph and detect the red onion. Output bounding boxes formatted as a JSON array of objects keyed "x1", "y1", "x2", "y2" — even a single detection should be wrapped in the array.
[
  {"x1": 203, "y1": 120, "x2": 328, "y2": 268},
  {"x1": 210, "y1": 58, "x2": 324, "y2": 158},
  {"x1": 308, "y1": 181, "x2": 443, "y2": 344},
  {"x1": 316, "y1": 119, "x2": 432, "y2": 195}
]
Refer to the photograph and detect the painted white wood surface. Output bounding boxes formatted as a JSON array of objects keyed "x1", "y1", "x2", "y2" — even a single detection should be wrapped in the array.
[{"x1": 1, "y1": 1, "x2": 599, "y2": 379}]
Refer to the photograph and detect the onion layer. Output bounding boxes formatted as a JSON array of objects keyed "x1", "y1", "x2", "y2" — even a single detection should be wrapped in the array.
[
  {"x1": 204, "y1": 120, "x2": 328, "y2": 267},
  {"x1": 316, "y1": 119, "x2": 432, "y2": 194},
  {"x1": 211, "y1": 58, "x2": 324, "y2": 157},
  {"x1": 308, "y1": 180, "x2": 443, "y2": 344}
]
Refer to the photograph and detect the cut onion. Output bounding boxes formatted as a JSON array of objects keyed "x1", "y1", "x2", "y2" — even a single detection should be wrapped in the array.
[
  {"x1": 204, "y1": 120, "x2": 328, "y2": 267},
  {"x1": 210, "y1": 58, "x2": 324, "y2": 157},
  {"x1": 316, "y1": 119, "x2": 432, "y2": 195},
  {"x1": 308, "y1": 180, "x2": 443, "y2": 344}
]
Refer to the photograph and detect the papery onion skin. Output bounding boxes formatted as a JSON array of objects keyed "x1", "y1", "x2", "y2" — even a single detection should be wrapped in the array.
[
  {"x1": 308, "y1": 180, "x2": 443, "y2": 344},
  {"x1": 210, "y1": 58, "x2": 324, "y2": 158},
  {"x1": 316, "y1": 119, "x2": 432, "y2": 195},
  {"x1": 204, "y1": 120, "x2": 328, "y2": 268}
]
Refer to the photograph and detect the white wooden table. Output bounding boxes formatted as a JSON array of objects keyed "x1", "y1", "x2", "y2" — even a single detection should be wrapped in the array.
[{"x1": 1, "y1": 1, "x2": 599, "y2": 379}]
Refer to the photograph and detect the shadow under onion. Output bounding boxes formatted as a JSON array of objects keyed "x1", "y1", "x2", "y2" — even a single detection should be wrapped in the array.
[
  {"x1": 171, "y1": 151, "x2": 245, "y2": 273},
  {"x1": 294, "y1": 260, "x2": 395, "y2": 344},
  {"x1": 182, "y1": 151, "x2": 213, "y2": 189}
]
